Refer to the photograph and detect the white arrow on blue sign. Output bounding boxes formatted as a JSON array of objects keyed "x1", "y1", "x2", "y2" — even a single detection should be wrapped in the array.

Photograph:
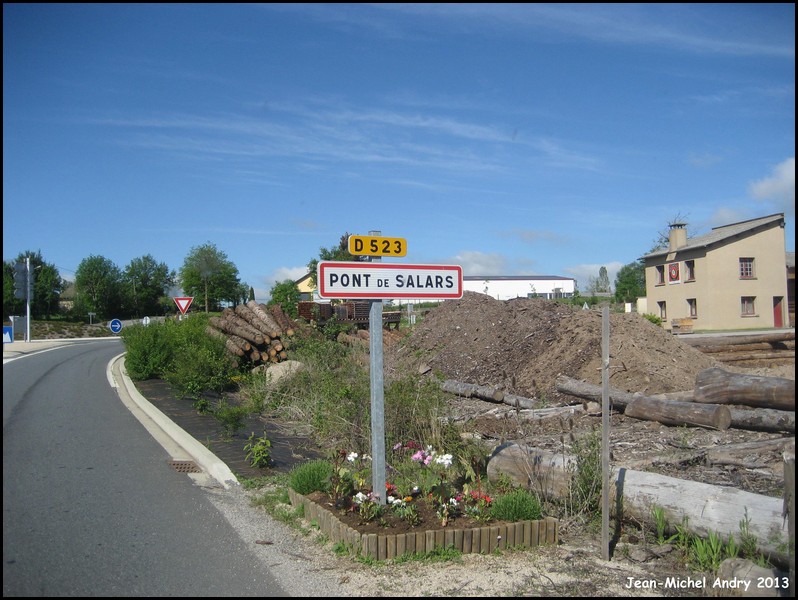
[{"x1": 109, "y1": 319, "x2": 123, "y2": 334}]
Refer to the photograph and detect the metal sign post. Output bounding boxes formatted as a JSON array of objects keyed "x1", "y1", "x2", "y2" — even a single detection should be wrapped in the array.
[
  {"x1": 320, "y1": 232, "x2": 463, "y2": 505},
  {"x1": 369, "y1": 298, "x2": 387, "y2": 504},
  {"x1": 601, "y1": 307, "x2": 611, "y2": 560}
]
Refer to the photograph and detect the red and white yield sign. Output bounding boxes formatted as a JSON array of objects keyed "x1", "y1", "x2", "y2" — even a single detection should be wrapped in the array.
[
  {"x1": 317, "y1": 262, "x2": 463, "y2": 300},
  {"x1": 173, "y1": 297, "x2": 194, "y2": 315}
]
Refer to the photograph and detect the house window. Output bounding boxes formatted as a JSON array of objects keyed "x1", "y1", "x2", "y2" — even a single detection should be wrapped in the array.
[
  {"x1": 687, "y1": 298, "x2": 697, "y2": 318},
  {"x1": 656, "y1": 265, "x2": 665, "y2": 285},
  {"x1": 739, "y1": 257, "x2": 755, "y2": 279},
  {"x1": 741, "y1": 296, "x2": 756, "y2": 316},
  {"x1": 684, "y1": 260, "x2": 695, "y2": 282},
  {"x1": 658, "y1": 301, "x2": 667, "y2": 320}
]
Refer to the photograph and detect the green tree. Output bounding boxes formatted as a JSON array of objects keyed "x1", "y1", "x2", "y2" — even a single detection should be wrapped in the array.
[
  {"x1": 614, "y1": 259, "x2": 646, "y2": 303},
  {"x1": 179, "y1": 243, "x2": 241, "y2": 313},
  {"x1": 3, "y1": 250, "x2": 65, "y2": 321},
  {"x1": 248, "y1": 286, "x2": 256, "y2": 302},
  {"x1": 122, "y1": 254, "x2": 174, "y2": 318},
  {"x1": 268, "y1": 279, "x2": 301, "y2": 318},
  {"x1": 74, "y1": 255, "x2": 122, "y2": 320},
  {"x1": 306, "y1": 232, "x2": 366, "y2": 289}
]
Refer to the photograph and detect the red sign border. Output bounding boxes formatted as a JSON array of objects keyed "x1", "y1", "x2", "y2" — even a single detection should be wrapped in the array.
[
  {"x1": 174, "y1": 297, "x2": 194, "y2": 315},
  {"x1": 318, "y1": 262, "x2": 463, "y2": 299}
]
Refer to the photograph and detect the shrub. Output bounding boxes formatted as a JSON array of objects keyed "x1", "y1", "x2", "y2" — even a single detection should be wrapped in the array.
[
  {"x1": 289, "y1": 460, "x2": 334, "y2": 495},
  {"x1": 121, "y1": 314, "x2": 241, "y2": 398},
  {"x1": 642, "y1": 313, "x2": 662, "y2": 326},
  {"x1": 121, "y1": 321, "x2": 174, "y2": 380},
  {"x1": 490, "y1": 488, "x2": 542, "y2": 521}
]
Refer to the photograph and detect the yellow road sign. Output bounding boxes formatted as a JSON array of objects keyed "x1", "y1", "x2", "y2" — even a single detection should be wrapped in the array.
[{"x1": 348, "y1": 234, "x2": 407, "y2": 257}]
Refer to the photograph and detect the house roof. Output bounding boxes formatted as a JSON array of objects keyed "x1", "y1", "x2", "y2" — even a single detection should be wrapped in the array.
[{"x1": 643, "y1": 213, "x2": 785, "y2": 259}]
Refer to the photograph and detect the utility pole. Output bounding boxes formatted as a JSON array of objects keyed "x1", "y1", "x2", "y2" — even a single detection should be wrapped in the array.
[{"x1": 13, "y1": 256, "x2": 33, "y2": 342}]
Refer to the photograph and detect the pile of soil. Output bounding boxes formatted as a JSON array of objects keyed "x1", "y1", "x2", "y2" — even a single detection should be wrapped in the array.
[{"x1": 387, "y1": 291, "x2": 720, "y2": 401}]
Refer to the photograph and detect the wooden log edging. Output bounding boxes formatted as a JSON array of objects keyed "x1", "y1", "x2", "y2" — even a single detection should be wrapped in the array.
[{"x1": 287, "y1": 489, "x2": 558, "y2": 561}]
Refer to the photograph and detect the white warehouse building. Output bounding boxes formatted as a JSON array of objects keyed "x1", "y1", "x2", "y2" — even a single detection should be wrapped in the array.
[{"x1": 463, "y1": 275, "x2": 577, "y2": 301}]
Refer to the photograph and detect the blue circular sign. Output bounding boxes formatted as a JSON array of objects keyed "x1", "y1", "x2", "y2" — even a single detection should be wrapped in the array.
[{"x1": 109, "y1": 319, "x2": 123, "y2": 334}]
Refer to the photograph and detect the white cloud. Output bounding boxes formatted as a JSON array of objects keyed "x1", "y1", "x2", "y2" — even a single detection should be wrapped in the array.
[
  {"x1": 749, "y1": 158, "x2": 795, "y2": 218},
  {"x1": 449, "y1": 251, "x2": 508, "y2": 276}
]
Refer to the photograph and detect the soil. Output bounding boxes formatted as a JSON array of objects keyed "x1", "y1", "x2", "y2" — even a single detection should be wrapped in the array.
[{"x1": 304, "y1": 489, "x2": 512, "y2": 537}]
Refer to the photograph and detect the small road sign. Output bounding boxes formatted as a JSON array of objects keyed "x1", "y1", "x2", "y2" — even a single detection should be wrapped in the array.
[
  {"x1": 347, "y1": 234, "x2": 407, "y2": 257},
  {"x1": 174, "y1": 297, "x2": 194, "y2": 315},
  {"x1": 317, "y1": 261, "x2": 462, "y2": 299},
  {"x1": 109, "y1": 319, "x2": 123, "y2": 334},
  {"x1": 3, "y1": 326, "x2": 12, "y2": 344}
]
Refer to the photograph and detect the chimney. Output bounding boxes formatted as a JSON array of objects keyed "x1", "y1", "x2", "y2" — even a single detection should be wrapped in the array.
[{"x1": 668, "y1": 222, "x2": 687, "y2": 251}]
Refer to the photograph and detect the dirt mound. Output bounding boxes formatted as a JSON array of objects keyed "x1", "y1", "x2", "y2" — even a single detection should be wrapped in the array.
[{"x1": 389, "y1": 292, "x2": 720, "y2": 402}]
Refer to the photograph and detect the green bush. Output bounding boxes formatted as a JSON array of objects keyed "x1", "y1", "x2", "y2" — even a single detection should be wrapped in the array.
[
  {"x1": 490, "y1": 488, "x2": 542, "y2": 521},
  {"x1": 120, "y1": 321, "x2": 175, "y2": 380},
  {"x1": 289, "y1": 460, "x2": 334, "y2": 495},
  {"x1": 643, "y1": 313, "x2": 662, "y2": 326}
]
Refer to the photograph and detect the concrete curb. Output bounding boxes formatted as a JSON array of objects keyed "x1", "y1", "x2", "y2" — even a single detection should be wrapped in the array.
[{"x1": 108, "y1": 352, "x2": 239, "y2": 489}]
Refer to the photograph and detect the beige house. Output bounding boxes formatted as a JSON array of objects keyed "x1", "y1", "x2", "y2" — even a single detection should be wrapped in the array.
[
  {"x1": 642, "y1": 213, "x2": 790, "y2": 332},
  {"x1": 294, "y1": 272, "x2": 315, "y2": 301}
]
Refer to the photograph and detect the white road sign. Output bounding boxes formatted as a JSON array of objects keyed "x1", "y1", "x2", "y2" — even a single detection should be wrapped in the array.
[{"x1": 317, "y1": 261, "x2": 463, "y2": 299}]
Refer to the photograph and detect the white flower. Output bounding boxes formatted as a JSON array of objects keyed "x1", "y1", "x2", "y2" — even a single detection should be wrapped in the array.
[
  {"x1": 362, "y1": 454, "x2": 372, "y2": 461},
  {"x1": 347, "y1": 452, "x2": 358, "y2": 462},
  {"x1": 353, "y1": 492, "x2": 367, "y2": 504},
  {"x1": 435, "y1": 454, "x2": 453, "y2": 467}
]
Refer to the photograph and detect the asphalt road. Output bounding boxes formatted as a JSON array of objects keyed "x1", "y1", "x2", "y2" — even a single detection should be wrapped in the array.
[{"x1": 2, "y1": 339, "x2": 290, "y2": 596}]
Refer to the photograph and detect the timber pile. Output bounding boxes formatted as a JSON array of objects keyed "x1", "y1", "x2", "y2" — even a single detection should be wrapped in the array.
[
  {"x1": 205, "y1": 300, "x2": 296, "y2": 366},
  {"x1": 681, "y1": 331, "x2": 795, "y2": 364},
  {"x1": 556, "y1": 368, "x2": 795, "y2": 433}
]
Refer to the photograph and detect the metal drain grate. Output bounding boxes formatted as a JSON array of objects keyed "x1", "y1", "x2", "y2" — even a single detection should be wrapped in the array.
[{"x1": 167, "y1": 459, "x2": 202, "y2": 473}]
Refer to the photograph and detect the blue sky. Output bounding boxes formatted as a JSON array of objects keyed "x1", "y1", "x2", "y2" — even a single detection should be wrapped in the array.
[{"x1": 3, "y1": 4, "x2": 794, "y2": 302}]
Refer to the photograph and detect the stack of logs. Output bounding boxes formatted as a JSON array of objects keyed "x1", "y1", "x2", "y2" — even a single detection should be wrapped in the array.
[
  {"x1": 205, "y1": 300, "x2": 296, "y2": 366},
  {"x1": 682, "y1": 331, "x2": 795, "y2": 364}
]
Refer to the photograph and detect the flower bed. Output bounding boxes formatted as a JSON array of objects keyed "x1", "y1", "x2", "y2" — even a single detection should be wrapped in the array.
[{"x1": 287, "y1": 488, "x2": 558, "y2": 561}]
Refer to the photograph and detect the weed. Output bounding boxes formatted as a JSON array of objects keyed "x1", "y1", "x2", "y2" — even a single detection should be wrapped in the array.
[{"x1": 243, "y1": 431, "x2": 272, "y2": 468}]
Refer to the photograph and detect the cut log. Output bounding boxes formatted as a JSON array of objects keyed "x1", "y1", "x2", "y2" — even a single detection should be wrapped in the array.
[
  {"x1": 226, "y1": 333, "x2": 252, "y2": 354},
  {"x1": 487, "y1": 442, "x2": 790, "y2": 565},
  {"x1": 442, "y1": 379, "x2": 505, "y2": 403},
  {"x1": 556, "y1": 375, "x2": 793, "y2": 432},
  {"x1": 681, "y1": 331, "x2": 794, "y2": 347},
  {"x1": 708, "y1": 350, "x2": 794, "y2": 363},
  {"x1": 266, "y1": 304, "x2": 295, "y2": 336},
  {"x1": 220, "y1": 311, "x2": 266, "y2": 346},
  {"x1": 209, "y1": 316, "x2": 264, "y2": 347},
  {"x1": 693, "y1": 342, "x2": 793, "y2": 354},
  {"x1": 728, "y1": 407, "x2": 795, "y2": 434},
  {"x1": 625, "y1": 396, "x2": 731, "y2": 430},
  {"x1": 247, "y1": 300, "x2": 282, "y2": 337},
  {"x1": 694, "y1": 368, "x2": 795, "y2": 410},
  {"x1": 556, "y1": 375, "x2": 637, "y2": 410},
  {"x1": 502, "y1": 393, "x2": 541, "y2": 410},
  {"x1": 234, "y1": 303, "x2": 274, "y2": 339},
  {"x1": 224, "y1": 338, "x2": 244, "y2": 357}
]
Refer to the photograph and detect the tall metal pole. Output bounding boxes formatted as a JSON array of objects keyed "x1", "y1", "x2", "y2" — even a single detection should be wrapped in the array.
[
  {"x1": 367, "y1": 231, "x2": 387, "y2": 504},
  {"x1": 26, "y1": 256, "x2": 32, "y2": 343},
  {"x1": 601, "y1": 306, "x2": 610, "y2": 560}
]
